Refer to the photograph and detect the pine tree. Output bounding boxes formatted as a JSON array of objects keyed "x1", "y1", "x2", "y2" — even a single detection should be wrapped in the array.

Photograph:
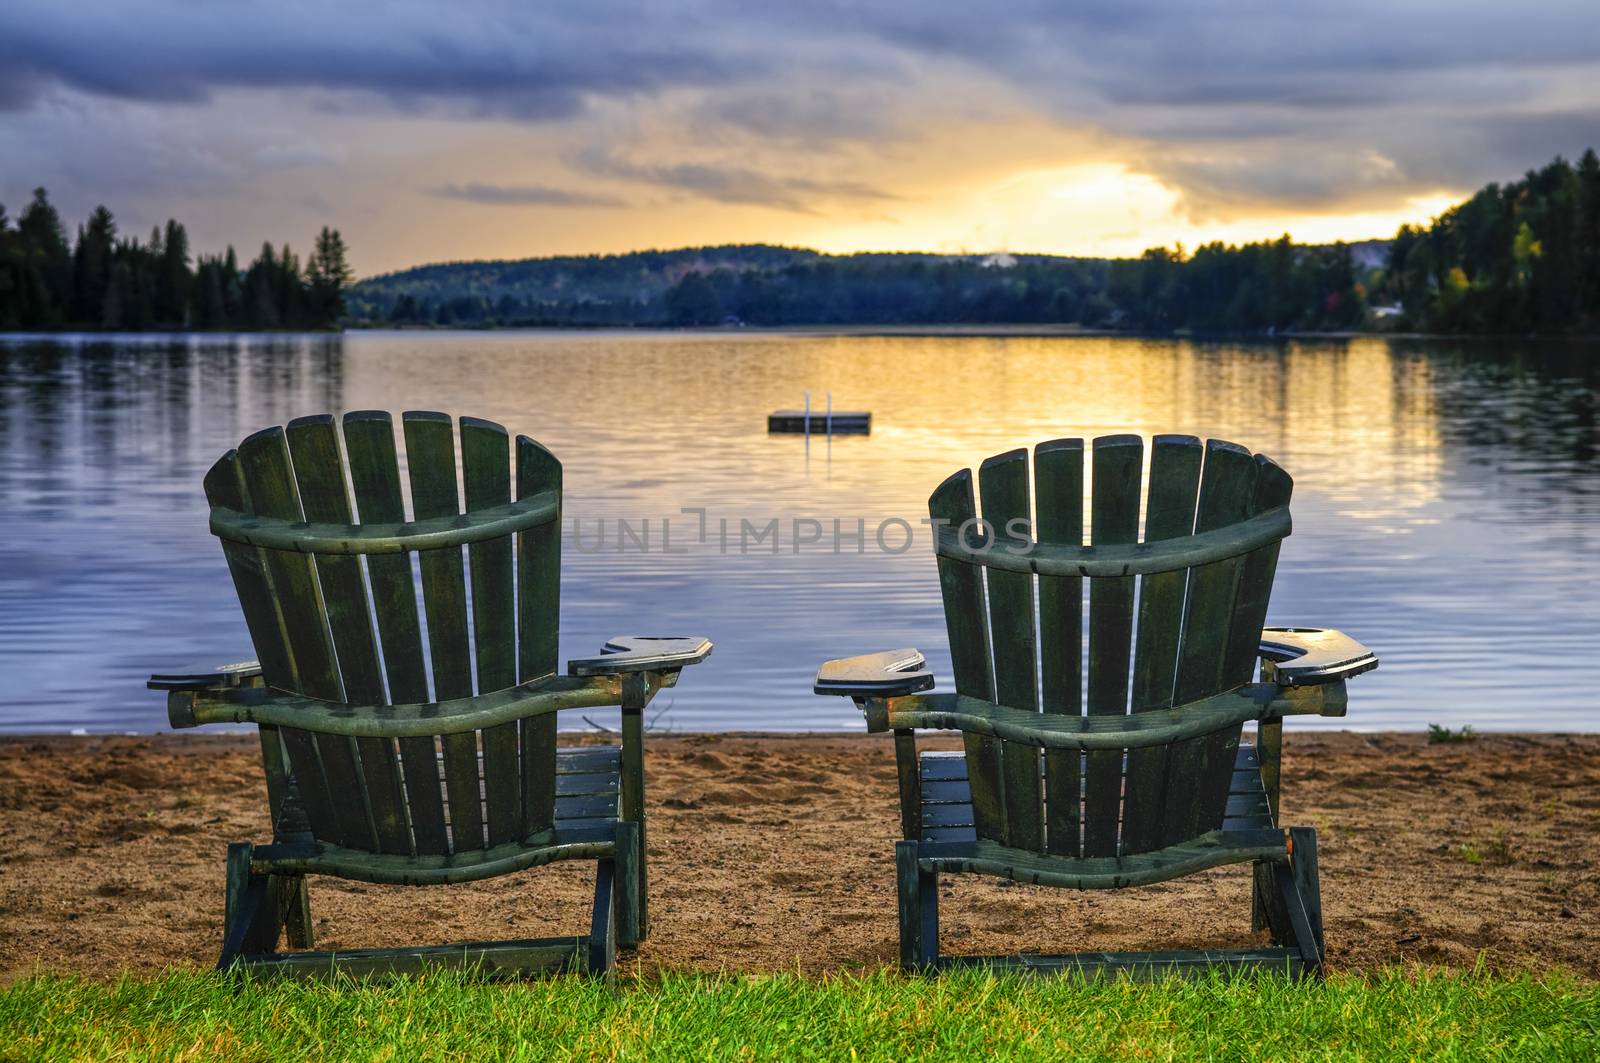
[
  {"x1": 0, "y1": 202, "x2": 17, "y2": 329},
  {"x1": 306, "y1": 226, "x2": 353, "y2": 327},
  {"x1": 72, "y1": 206, "x2": 117, "y2": 325},
  {"x1": 156, "y1": 219, "x2": 191, "y2": 325},
  {"x1": 1576, "y1": 149, "x2": 1600, "y2": 326},
  {"x1": 17, "y1": 188, "x2": 73, "y2": 326}
]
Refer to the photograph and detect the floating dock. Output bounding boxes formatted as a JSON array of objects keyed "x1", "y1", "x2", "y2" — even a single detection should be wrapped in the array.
[{"x1": 767, "y1": 410, "x2": 871, "y2": 435}]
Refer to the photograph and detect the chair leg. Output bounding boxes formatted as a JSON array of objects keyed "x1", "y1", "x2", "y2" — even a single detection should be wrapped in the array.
[
  {"x1": 896, "y1": 840, "x2": 939, "y2": 970},
  {"x1": 615, "y1": 820, "x2": 642, "y2": 951},
  {"x1": 588, "y1": 851, "x2": 618, "y2": 978},
  {"x1": 1251, "y1": 859, "x2": 1284, "y2": 936},
  {"x1": 278, "y1": 874, "x2": 313, "y2": 950},
  {"x1": 1289, "y1": 827, "x2": 1325, "y2": 965},
  {"x1": 220, "y1": 843, "x2": 281, "y2": 969},
  {"x1": 1271, "y1": 828, "x2": 1325, "y2": 976}
]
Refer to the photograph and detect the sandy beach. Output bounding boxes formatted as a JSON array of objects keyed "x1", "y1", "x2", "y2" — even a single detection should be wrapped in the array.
[{"x1": 1, "y1": 731, "x2": 1596, "y2": 981}]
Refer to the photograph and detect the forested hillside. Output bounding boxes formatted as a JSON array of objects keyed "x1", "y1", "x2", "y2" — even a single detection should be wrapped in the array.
[
  {"x1": 350, "y1": 247, "x2": 1112, "y2": 328},
  {"x1": 1375, "y1": 151, "x2": 1600, "y2": 334}
]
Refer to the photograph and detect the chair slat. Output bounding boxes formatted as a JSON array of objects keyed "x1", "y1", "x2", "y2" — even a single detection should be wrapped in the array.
[
  {"x1": 462, "y1": 418, "x2": 517, "y2": 689},
  {"x1": 279, "y1": 728, "x2": 345, "y2": 846},
  {"x1": 1222, "y1": 456, "x2": 1294, "y2": 687},
  {"x1": 978, "y1": 450, "x2": 1042, "y2": 851},
  {"x1": 342, "y1": 412, "x2": 445, "y2": 854},
  {"x1": 341, "y1": 412, "x2": 429, "y2": 700},
  {"x1": 516, "y1": 436, "x2": 563, "y2": 837},
  {"x1": 461, "y1": 417, "x2": 521, "y2": 846},
  {"x1": 202, "y1": 453, "x2": 295, "y2": 690},
  {"x1": 1174, "y1": 440, "x2": 1259, "y2": 700},
  {"x1": 310, "y1": 730, "x2": 378, "y2": 851},
  {"x1": 1084, "y1": 435, "x2": 1142, "y2": 858},
  {"x1": 403, "y1": 413, "x2": 482, "y2": 852},
  {"x1": 236, "y1": 426, "x2": 365, "y2": 848},
  {"x1": 403, "y1": 412, "x2": 474, "y2": 699},
  {"x1": 1162, "y1": 440, "x2": 1259, "y2": 847},
  {"x1": 929, "y1": 469, "x2": 995, "y2": 701},
  {"x1": 1122, "y1": 435, "x2": 1202, "y2": 855},
  {"x1": 929, "y1": 469, "x2": 1005, "y2": 844},
  {"x1": 284, "y1": 416, "x2": 384, "y2": 701},
  {"x1": 1033, "y1": 439, "x2": 1083, "y2": 857},
  {"x1": 285, "y1": 415, "x2": 409, "y2": 855},
  {"x1": 235, "y1": 426, "x2": 342, "y2": 702}
]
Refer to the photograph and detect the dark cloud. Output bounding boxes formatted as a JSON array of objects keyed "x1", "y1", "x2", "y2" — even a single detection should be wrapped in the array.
[
  {"x1": 703, "y1": 90, "x2": 903, "y2": 145},
  {"x1": 5, "y1": 1, "x2": 1600, "y2": 218},
  {"x1": 577, "y1": 151, "x2": 896, "y2": 213},
  {"x1": 428, "y1": 182, "x2": 626, "y2": 208},
  {"x1": 0, "y1": 3, "x2": 757, "y2": 118}
]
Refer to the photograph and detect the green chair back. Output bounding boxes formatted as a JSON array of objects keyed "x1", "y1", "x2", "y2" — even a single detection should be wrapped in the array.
[
  {"x1": 929, "y1": 435, "x2": 1292, "y2": 857},
  {"x1": 205, "y1": 411, "x2": 563, "y2": 857}
]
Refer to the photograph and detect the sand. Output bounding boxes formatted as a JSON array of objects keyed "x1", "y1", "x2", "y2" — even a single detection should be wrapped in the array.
[{"x1": 1, "y1": 731, "x2": 1596, "y2": 981}]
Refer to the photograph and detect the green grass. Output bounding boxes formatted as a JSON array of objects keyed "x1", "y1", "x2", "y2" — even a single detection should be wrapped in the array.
[
  {"x1": 2, "y1": 968, "x2": 1595, "y2": 1061},
  {"x1": 1428, "y1": 723, "x2": 1480, "y2": 744}
]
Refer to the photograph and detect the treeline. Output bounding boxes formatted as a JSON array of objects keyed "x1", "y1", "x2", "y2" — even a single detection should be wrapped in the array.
[
  {"x1": 1105, "y1": 239, "x2": 1365, "y2": 332},
  {"x1": 0, "y1": 188, "x2": 353, "y2": 330},
  {"x1": 357, "y1": 251, "x2": 1112, "y2": 328},
  {"x1": 1375, "y1": 151, "x2": 1600, "y2": 334},
  {"x1": 361, "y1": 240, "x2": 1348, "y2": 332}
]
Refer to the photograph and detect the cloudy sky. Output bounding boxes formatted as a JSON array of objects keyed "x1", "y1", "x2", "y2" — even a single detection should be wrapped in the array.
[{"x1": 4, "y1": 2, "x2": 1599, "y2": 275}]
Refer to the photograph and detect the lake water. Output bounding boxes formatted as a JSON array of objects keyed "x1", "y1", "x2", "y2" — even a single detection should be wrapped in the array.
[{"x1": 1, "y1": 330, "x2": 1596, "y2": 734}]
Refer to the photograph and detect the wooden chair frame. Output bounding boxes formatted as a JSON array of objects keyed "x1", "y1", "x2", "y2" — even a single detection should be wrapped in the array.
[
  {"x1": 151, "y1": 412, "x2": 711, "y2": 978},
  {"x1": 816, "y1": 436, "x2": 1376, "y2": 978}
]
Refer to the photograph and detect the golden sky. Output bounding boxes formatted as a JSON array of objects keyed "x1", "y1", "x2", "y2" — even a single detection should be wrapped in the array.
[{"x1": 4, "y1": 3, "x2": 1596, "y2": 275}]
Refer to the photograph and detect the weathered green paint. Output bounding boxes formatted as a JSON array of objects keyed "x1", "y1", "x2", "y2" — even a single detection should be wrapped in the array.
[
  {"x1": 170, "y1": 411, "x2": 708, "y2": 978},
  {"x1": 1290, "y1": 826, "x2": 1324, "y2": 962},
  {"x1": 929, "y1": 468, "x2": 1006, "y2": 845},
  {"x1": 978, "y1": 450, "x2": 1042, "y2": 851},
  {"x1": 1161, "y1": 441, "x2": 1257, "y2": 848},
  {"x1": 342, "y1": 411, "x2": 443, "y2": 855},
  {"x1": 894, "y1": 730, "x2": 922, "y2": 840},
  {"x1": 1224, "y1": 458, "x2": 1294, "y2": 686},
  {"x1": 1033, "y1": 438, "x2": 1083, "y2": 857},
  {"x1": 203, "y1": 452, "x2": 295, "y2": 689},
  {"x1": 209, "y1": 495, "x2": 558, "y2": 554},
  {"x1": 836, "y1": 436, "x2": 1369, "y2": 979},
  {"x1": 918, "y1": 829, "x2": 1286, "y2": 890},
  {"x1": 931, "y1": 505, "x2": 1290, "y2": 578},
  {"x1": 461, "y1": 417, "x2": 521, "y2": 848},
  {"x1": 1085, "y1": 435, "x2": 1141, "y2": 858},
  {"x1": 1122, "y1": 435, "x2": 1203, "y2": 856},
  {"x1": 620, "y1": 672, "x2": 649, "y2": 942},
  {"x1": 895, "y1": 840, "x2": 939, "y2": 970},
  {"x1": 175, "y1": 673, "x2": 623, "y2": 736}
]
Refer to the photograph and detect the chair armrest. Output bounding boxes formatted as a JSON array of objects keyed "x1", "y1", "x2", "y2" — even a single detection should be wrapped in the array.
[
  {"x1": 166, "y1": 673, "x2": 623, "y2": 736},
  {"x1": 148, "y1": 660, "x2": 264, "y2": 691},
  {"x1": 814, "y1": 648, "x2": 935, "y2": 698},
  {"x1": 567, "y1": 636, "x2": 713, "y2": 677},
  {"x1": 1259, "y1": 627, "x2": 1378, "y2": 686}
]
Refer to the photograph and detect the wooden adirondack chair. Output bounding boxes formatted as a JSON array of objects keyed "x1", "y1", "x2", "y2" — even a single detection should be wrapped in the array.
[
  {"x1": 148, "y1": 411, "x2": 710, "y2": 978},
  {"x1": 815, "y1": 435, "x2": 1377, "y2": 978}
]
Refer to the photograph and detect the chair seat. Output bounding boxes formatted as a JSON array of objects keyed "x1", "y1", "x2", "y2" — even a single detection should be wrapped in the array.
[
  {"x1": 262, "y1": 745, "x2": 624, "y2": 885},
  {"x1": 915, "y1": 743, "x2": 1284, "y2": 888}
]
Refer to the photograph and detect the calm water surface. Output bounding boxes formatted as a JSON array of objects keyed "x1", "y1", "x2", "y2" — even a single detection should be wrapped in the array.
[{"x1": 1, "y1": 330, "x2": 1597, "y2": 733}]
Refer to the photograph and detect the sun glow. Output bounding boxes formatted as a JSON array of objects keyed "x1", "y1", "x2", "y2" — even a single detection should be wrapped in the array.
[{"x1": 802, "y1": 163, "x2": 1463, "y2": 258}]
